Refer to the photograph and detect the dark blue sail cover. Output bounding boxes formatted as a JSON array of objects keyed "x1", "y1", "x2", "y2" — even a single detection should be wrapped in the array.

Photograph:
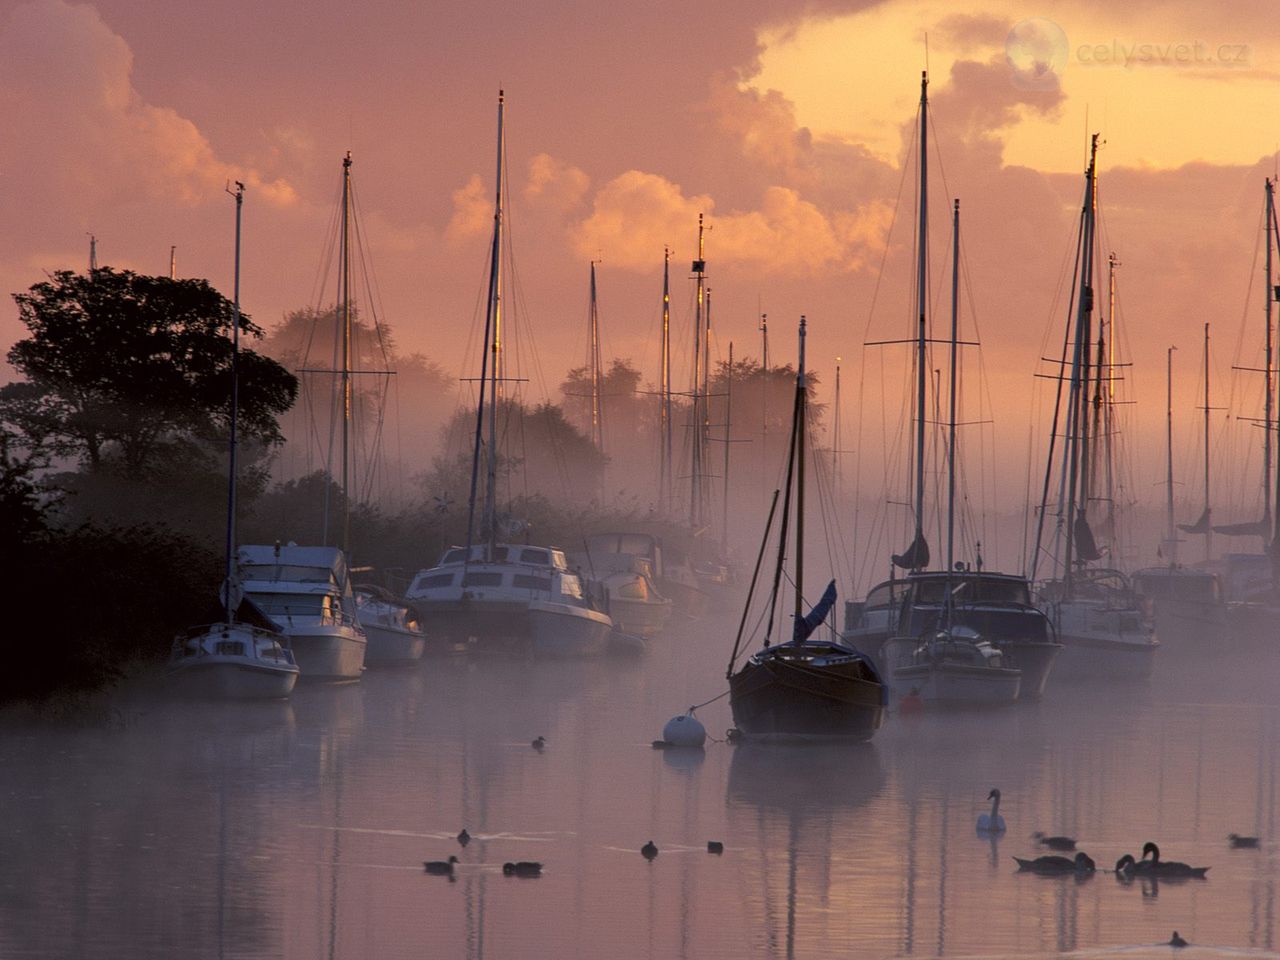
[
  {"x1": 793, "y1": 579, "x2": 837, "y2": 644},
  {"x1": 892, "y1": 532, "x2": 930, "y2": 570}
]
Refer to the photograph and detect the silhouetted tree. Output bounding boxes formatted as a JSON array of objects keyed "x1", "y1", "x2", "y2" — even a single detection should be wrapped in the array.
[{"x1": 2, "y1": 268, "x2": 297, "y2": 481}]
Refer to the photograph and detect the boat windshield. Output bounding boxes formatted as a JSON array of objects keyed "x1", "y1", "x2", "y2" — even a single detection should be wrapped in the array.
[
  {"x1": 240, "y1": 563, "x2": 337, "y2": 587},
  {"x1": 249, "y1": 592, "x2": 337, "y2": 619},
  {"x1": 909, "y1": 576, "x2": 1030, "y2": 606}
]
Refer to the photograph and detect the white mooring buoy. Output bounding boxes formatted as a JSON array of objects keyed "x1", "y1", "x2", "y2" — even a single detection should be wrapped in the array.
[{"x1": 662, "y1": 712, "x2": 707, "y2": 748}]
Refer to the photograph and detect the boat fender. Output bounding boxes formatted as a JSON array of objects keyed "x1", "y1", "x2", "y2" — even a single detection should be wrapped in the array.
[{"x1": 663, "y1": 712, "x2": 706, "y2": 748}]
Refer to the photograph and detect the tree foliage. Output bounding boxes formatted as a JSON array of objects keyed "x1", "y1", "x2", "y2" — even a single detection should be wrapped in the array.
[{"x1": 3, "y1": 268, "x2": 297, "y2": 480}]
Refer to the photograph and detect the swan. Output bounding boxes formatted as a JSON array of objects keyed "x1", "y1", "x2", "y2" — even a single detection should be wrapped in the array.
[
  {"x1": 424, "y1": 855, "x2": 459, "y2": 876},
  {"x1": 1140, "y1": 842, "x2": 1209, "y2": 878},
  {"x1": 457, "y1": 828, "x2": 471, "y2": 847},
  {"x1": 1033, "y1": 831, "x2": 1076, "y2": 851},
  {"x1": 1229, "y1": 833, "x2": 1260, "y2": 849},
  {"x1": 502, "y1": 861, "x2": 542, "y2": 877},
  {"x1": 977, "y1": 788, "x2": 1006, "y2": 833},
  {"x1": 641, "y1": 840, "x2": 659, "y2": 860},
  {"x1": 1014, "y1": 851, "x2": 1095, "y2": 874}
]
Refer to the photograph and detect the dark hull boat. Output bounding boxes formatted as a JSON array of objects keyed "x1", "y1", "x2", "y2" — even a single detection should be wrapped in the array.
[
  {"x1": 729, "y1": 641, "x2": 886, "y2": 740},
  {"x1": 726, "y1": 318, "x2": 887, "y2": 743}
]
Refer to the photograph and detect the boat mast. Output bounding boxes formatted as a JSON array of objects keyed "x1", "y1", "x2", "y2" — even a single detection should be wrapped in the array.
[
  {"x1": 1063, "y1": 134, "x2": 1099, "y2": 593},
  {"x1": 484, "y1": 93, "x2": 506, "y2": 555},
  {"x1": 1166, "y1": 346, "x2": 1177, "y2": 565},
  {"x1": 1202, "y1": 321, "x2": 1212, "y2": 562},
  {"x1": 589, "y1": 259, "x2": 604, "y2": 454},
  {"x1": 834, "y1": 358, "x2": 842, "y2": 497},
  {"x1": 463, "y1": 91, "x2": 504, "y2": 562},
  {"x1": 340, "y1": 152, "x2": 353, "y2": 556},
  {"x1": 795, "y1": 317, "x2": 807, "y2": 626},
  {"x1": 1267, "y1": 177, "x2": 1279, "y2": 549},
  {"x1": 660, "y1": 247, "x2": 672, "y2": 514},
  {"x1": 223, "y1": 181, "x2": 245, "y2": 623},
  {"x1": 722, "y1": 341, "x2": 733, "y2": 553},
  {"x1": 912, "y1": 70, "x2": 929, "y2": 569},
  {"x1": 690, "y1": 215, "x2": 707, "y2": 528},
  {"x1": 946, "y1": 199, "x2": 959, "y2": 621}
]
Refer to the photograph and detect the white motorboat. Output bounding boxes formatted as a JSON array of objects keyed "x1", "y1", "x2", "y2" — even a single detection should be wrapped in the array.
[
  {"x1": 883, "y1": 627, "x2": 1021, "y2": 706},
  {"x1": 239, "y1": 543, "x2": 367, "y2": 681},
  {"x1": 355, "y1": 585, "x2": 426, "y2": 666},
  {"x1": 574, "y1": 541, "x2": 673, "y2": 638},
  {"x1": 405, "y1": 543, "x2": 613, "y2": 656}
]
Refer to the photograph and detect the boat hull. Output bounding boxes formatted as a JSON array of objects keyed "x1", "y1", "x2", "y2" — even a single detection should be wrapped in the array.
[
  {"x1": 168, "y1": 658, "x2": 299, "y2": 700},
  {"x1": 1051, "y1": 633, "x2": 1158, "y2": 682},
  {"x1": 729, "y1": 649, "x2": 886, "y2": 741},
  {"x1": 528, "y1": 600, "x2": 612, "y2": 656},
  {"x1": 1150, "y1": 599, "x2": 1231, "y2": 652},
  {"x1": 287, "y1": 627, "x2": 367, "y2": 681},
  {"x1": 891, "y1": 662, "x2": 1021, "y2": 705},
  {"x1": 411, "y1": 597, "x2": 611, "y2": 657},
  {"x1": 607, "y1": 596, "x2": 673, "y2": 638},
  {"x1": 361, "y1": 621, "x2": 426, "y2": 666}
]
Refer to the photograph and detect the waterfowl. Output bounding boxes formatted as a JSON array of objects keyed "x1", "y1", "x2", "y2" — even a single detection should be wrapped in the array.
[
  {"x1": 707, "y1": 841, "x2": 724, "y2": 855},
  {"x1": 641, "y1": 840, "x2": 658, "y2": 860},
  {"x1": 1140, "y1": 842, "x2": 1209, "y2": 878},
  {"x1": 531, "y1": 736, "x2": 546, "y2": 752},
  {"x1": 1014, "y1": 851, "x2": 1095, "y2": 874},
  {"x1": 424, "y1": 855, "x2": 459, "y2": 876},
  {"x1": 1169, "y1": 931, "x2": 1188, "y2": 948},
  {"x1": 457, "y1": 829, "x2": 471, "y2": 847},
  {"x1": 1229, "y1": 833, "x2": 1260, "y2": 849},
  {"x1": 1114, "y1": 854, "x2": 1138, "y2": 874},
  {"x1": 977, "y1": 788, "x2": 1006, "y2": 833},
  {"x1": 1033, "y1": 831, "x2": 1076, "y2": 851},
  {"x1": 502, "y1": 861, "x2": 542, "y2": 877}
]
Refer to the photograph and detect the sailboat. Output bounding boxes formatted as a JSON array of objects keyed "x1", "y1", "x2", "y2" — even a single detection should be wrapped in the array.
[
  {"x1": 168, "y1": 182, "x2": 299, "y2": 699},
  {"x1": 1031, "y1": 135, "x2": 1157, "y2": 682},
  {"x1": 726, "y1": 318, "x2": 887, "y2": 740},
  {"x1": 240, "y1": 154, "x2": 369, "y2": 681},
  {"x1": 844, "y1": 73, "x2": 1056, "y2": 698},
  {"x1": 403, "y1": 91, "x2": 613, "y2": 656},
  {"x1": 1131, "y1": 334, "x2": 1230, "y2": 652}
]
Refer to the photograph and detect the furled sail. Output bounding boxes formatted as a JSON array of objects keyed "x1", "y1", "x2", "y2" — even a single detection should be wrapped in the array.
[
  {"x1": 1073, "y1": 515, "x2": 1103, "y2": 563},
  {"x1": 792, "y1": 579, "x2": 838, "y2": 644},
  {"x1": 1177, "y1": 508, "x2": 1211, "y2": 535},
  {"x1": 892, "y1": 532, "x2": 930, "y2": 570}
]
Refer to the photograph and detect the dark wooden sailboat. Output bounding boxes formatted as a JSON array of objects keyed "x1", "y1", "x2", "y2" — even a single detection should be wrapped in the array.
[{"x1": 727, "y1": 318, "x2": 886, "y2": 740}]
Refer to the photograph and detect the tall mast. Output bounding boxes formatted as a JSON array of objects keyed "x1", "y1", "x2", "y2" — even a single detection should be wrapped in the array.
[
  {"x1": 912, "y1": 71, "x2": 929, "y2": 567},
  {"x1": 795, "y1": 316, "x2": 807, "y2": 625},
  {"x1": 1104, "y1": 253, "x2": 1119, "y2": 538},
  {"x1": 484, "y1": 92, "x2": 506, "y2": 554},
  {"x1": 1063, "y1": 134, "x2": 1099, "y2": 592},
  {"x1": 1166, "y1": 346, "x2": 1177, "y2": 565},
  {"x1": 1267, "y1": 178, "x2": 1278, "y2": 547},
  {"x1": 169, "y1": 245, "x2": 177, "y2": 280},
  {"x1": 589, "y1": 259, "x2": 604, "y2": 453},
  {"x1": 1202, "y1": 321, "x2": 1212, "y2": 563},
  {"x1": 690, "y1": 214, "x2": 707, "y2": 528},
  {"x1": 340, "y1": 152, "x2": 353, "y2": 556},
  {"x1": 722, "y1": 341, "x2": 733, "y2": 552},
  {"x1": 463, "y1": 90, "x2": 505, "y2": 562},
  {"x1": 834, "y1": 357, "x2": 842, "y2": 497},
  {"x1": 660, "y1": 247, "x2": 672, "y2": 514},
  {"x1": 223, "y1": 181, "x2": 245, "y2": 623},
  {"x1": 88, "y1": 234, "x2": 97, "y2": 273},
  {"x1": 761, "y1": 311, "x2": 769, "y2": 498},
  {"x1": 946, "y1": 199, "x2": 960, "y2": 601}
]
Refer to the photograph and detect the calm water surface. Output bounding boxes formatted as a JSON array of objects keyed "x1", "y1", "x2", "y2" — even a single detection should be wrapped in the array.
[{"x1": 4, "y1": 616, "x2": 1280, "y2": 959}]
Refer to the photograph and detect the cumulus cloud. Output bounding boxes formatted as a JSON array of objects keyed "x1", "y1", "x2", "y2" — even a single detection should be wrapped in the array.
[
  {"x1": 445, "y1": 174, "x2": 492, "y2": 244},
  {"x1": 0, "y1": 0, "x2": 295, "y2": 208},
  {"x1": 524, "y1": 153, "x2": 590, "y2": 214}
]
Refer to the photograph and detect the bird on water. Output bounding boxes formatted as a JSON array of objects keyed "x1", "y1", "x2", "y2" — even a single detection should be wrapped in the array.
[
  {"x1": 977, "y1": 788, "x2": 1006, "y2": 833},
  {"x1": 641, "y1": 841, "x2": 658, "y2": 860}
]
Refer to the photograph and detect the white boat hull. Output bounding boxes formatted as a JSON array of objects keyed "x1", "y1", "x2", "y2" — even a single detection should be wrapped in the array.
[
  {"x1": 892, "y1": 662, "x2": 1021, "y2": 705},
  {"x1": 607, "y1": 596, "x2": 673, "y2": 638},
  {"x1": 169, "y1": 658, "x2": 299, "y2": 699},
  {"x1": 529, "y1": 600, "x2": 612, "y2": 657},
  {"x1": 286, "y1": 626, "x2": 367, "y2": 681},
  {"x1": 361, "y1": 621, "x2": 426, "y2": 666},
  {"x1": 1052, "y1": 633, "x2": 1158, "y2": 681}
]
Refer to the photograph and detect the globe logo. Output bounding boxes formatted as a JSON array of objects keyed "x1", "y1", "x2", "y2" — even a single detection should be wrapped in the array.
[{"x1": 1006, "y1": 18, "x2": 1069, "y2": 90}]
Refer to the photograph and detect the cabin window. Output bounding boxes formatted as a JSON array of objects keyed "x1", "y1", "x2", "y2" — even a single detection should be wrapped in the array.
[
  {"x1": 616, "y1": 579, "x2": 649, "y2": 600},
  {"x1": 239, "y1": 563, "x2": 336, "y2": 586},
  {"x1": 559, "y1": 575, "x2": 584, "y2": 600},
  {"x1": 864, "y1": 582, "x2": 900, "y2": 610},
  {"x1": 419, "y1": 573, "x2": 455, "y2": 589},
  {"x1": 462, "y1": 572, "x2": 504, "y2": 587},
  {"x1": 513, "y1": 574, "x2": 552, "y2": 592},
  {"x1": 520, "y1": 548, "x2": 551, "y2": 566},
  {"x1": 442, "y1": 549, "x2": 466, "y2": 564},
  {"x1": 215, "y1": 640, "x2": 245, "y2": 657},
  {"x1": 250, "y1": 593, "x2": 332, "y2": 618}
]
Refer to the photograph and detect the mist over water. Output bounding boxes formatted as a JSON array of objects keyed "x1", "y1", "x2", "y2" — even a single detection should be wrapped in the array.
[{"x1": 4, "y1": 612, "x2": 1280, "y2": 959}]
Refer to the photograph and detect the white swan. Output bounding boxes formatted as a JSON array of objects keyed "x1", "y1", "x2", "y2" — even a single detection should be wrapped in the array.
[{"x1": 977, "y1": 788, "x2": 1006, "y2": 833}]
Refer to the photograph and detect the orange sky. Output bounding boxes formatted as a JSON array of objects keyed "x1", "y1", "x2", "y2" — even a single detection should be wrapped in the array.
[{"x1": 2, "y1": 0, "x2": 1278, "y2": 538}]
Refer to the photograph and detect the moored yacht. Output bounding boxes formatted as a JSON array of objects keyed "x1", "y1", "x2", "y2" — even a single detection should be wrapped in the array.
[
  {"x1": 1037, "y1": 568, "x2": 1157, "y2": 681},
  {"x1": 405, "y1": 543, "x2": 613, "y2": 656},
  {"x1": 239, "y1": 544, "x2": 367, "y2": 681},
  {"x1": 169, "y1": 596, "x2": 298, "y2": 700},
  {"x1": 1131, "y1": 566, "x2": 1230, "y2": 652},
  {"x1": 882, "y1": 626, "x2": 1021, "y2": 705},
  {"x1": 355, "y1": 585, "x2": 426, "y2": 666}
]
